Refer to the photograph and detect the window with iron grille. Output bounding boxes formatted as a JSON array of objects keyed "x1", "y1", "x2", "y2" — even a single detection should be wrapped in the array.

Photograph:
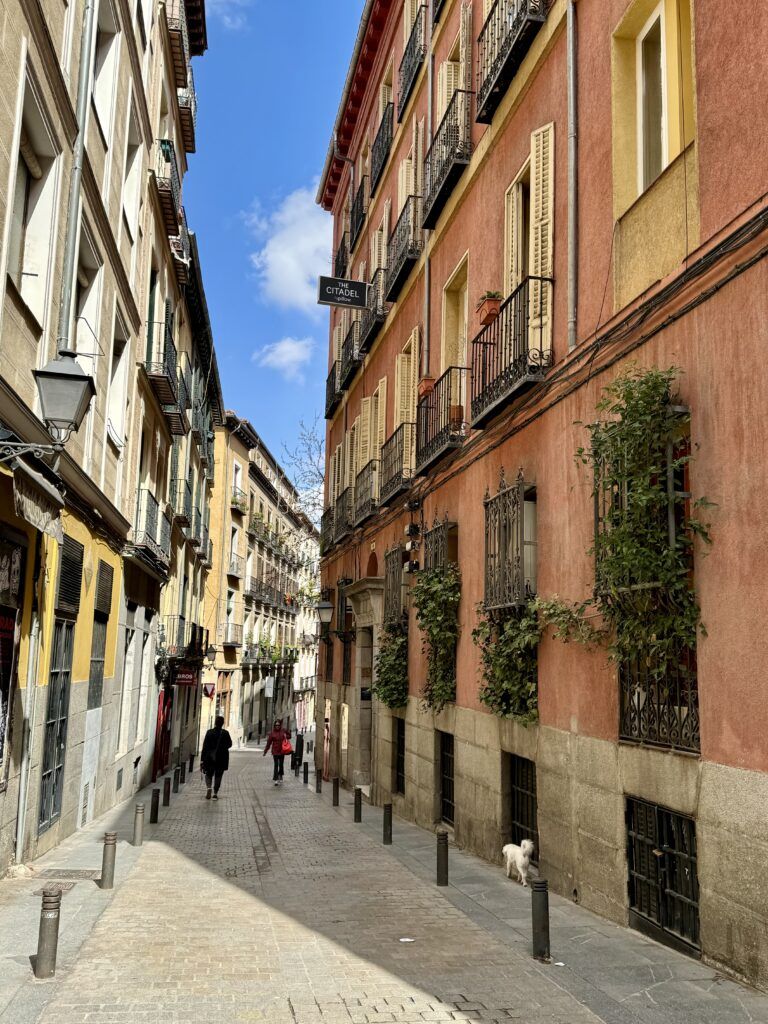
[
  {"x1": 87, "y1": 561, "x2": 113, "y2": 711},
  {"x1": 394, "y1": 717, "x2": 405, "y2": 794},
  {"x1": 39, "y1": 619, "x2": 75, "y2": 833},
  {"x1": 439, "y1": 731, "x2": 454, "y2": 825},
  {"x1": 483, "y1": 469, "x2": 537, "y2": 612},
  {"x1": 384, "y1": 545, "x2": 406, "y2": 627},
  {"x1": 506, "y1": 753, "x2": 539, "y2": 859},
  {"x1": 423, "y1": 515, "x2": 457, "y2": 570}
]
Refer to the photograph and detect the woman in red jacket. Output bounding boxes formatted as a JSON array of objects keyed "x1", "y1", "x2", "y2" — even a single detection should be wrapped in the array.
[{"x1": 263, "y1": 718, "x2": 291, "y2": 785}]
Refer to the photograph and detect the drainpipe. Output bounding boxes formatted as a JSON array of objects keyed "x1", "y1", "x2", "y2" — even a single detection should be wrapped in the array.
[
  {"x1": 14, "y1": 533, "x2": 42, "y2": 864},
  {"x1": 567, "y1": 0, "x2": 578, "y2": 351},
  {"x1": 55, "y1": 0, "x2": 97, "y2": 354}
]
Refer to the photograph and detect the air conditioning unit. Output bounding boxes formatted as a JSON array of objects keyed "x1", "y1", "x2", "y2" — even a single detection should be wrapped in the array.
[
  {"x1": 404, "y1": 560, "x2": 419, "y2": 574},
  {"x1": 405, "y1": 539, "x2": 419, "y2": 552},
  {"x1": 404, "y1": 522, "x2": 420, "y2": 537}
]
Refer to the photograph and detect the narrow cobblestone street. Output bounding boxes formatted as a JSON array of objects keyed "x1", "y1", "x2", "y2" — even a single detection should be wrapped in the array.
[{"x1": 2, "y1": 747, "x2": 768, "y2": 1024}]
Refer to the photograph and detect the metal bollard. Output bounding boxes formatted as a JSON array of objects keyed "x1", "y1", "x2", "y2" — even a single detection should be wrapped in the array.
[
  {"x1": 354, "y1": 787, "x2": 362, "y2": 823},
  {"x1": 150, "y1": 788, "x2": 160, "y2": 823},
  {"x1": 315, "y1": 771, "x2": 322, "y2": 794},
  {"x1": 163, "y1": 776, "x2": 171, "y2": 807},
  {"x1": 133, "y1": 803, "x2": 145, "y2": 847},
  {"x1": 188, "y1": 753, "x2": 195, "y2": 773},
  {"x1": 531, "y1": 879, "x2": 551, "y2": 961},
  {"x1": 294, "y1": 761, "x2": 300, "y2": 778},
  {"x1": 332, "y1": 777, "x2": 340, "y2": 807},
  {"x1": 100, "y1": 832, "x2": 117, "y2": 890},
  {"x1": 436, "y1": 829, "x2": 449, "y2": 886},
  {"x1": 172, "y1": 766, "x2": 180, "y2": 793},
  {"x1": 303, "y1": 762, "x2": 309, "y2": 785},
  {"x1": 34, "y1": 888, "x2": 62, "y2": 979},
  {"x1": 383, "y1": 803, "x2": 393, "y2": 845},
  {"x1": 179, "y1": 762, "x2": 186, "y2": 784}
]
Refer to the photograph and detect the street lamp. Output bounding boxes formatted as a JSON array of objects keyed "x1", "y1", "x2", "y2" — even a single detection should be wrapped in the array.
[
  {"x1": 0, "y1": 349, "x2": 96, "y2": 463},
  {"x1": 317, "y1": 600, "x2": 334, "y2": 627}
]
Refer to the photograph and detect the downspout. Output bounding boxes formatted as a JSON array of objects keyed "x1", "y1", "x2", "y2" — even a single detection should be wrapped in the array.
[
  {"x1": 567, "y1": 0, "x2": 578, "y2": 351},
  {"x1": 14, "y1": 533, "x2": 42, "y2": 865},
  {"x1": 55, "y1": 0, "x2": 97, "y2": 354}
]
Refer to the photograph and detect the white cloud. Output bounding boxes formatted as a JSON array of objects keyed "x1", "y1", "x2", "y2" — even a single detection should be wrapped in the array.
[
  {"x1": 247, "y1": 185, "x2": 332, "y2": 316},
  {"x1": 206, "y1": 0, "x2": 251, "y2": 30},
  {"x1": 252, "y1": 336, "x2": 315, "y2": 384}
]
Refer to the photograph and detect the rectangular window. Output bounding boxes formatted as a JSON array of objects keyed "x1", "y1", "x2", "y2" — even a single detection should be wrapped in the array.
[
  {"x1": 121, "y1": 109, "x2": 141, "y2": 241},
  {"x1": 506, "y1": 753, "x2": 539, "y2": 857},
  {"x1": 107, "y1": 312, "x2": 129, "y2": 448},
  {"x1": 92, "y1": 0, "x2": 120, "y2": 143},
  {"x1": 439, "y1": 731, "x2": 454, "y2": 825},
  {"x1": 637, "y1": 9, "x2": 665, "y2": 191},
  {"x1": 39, "y1": 619, "x2": 75, "y2": 832},
  {"x1": 394, "y1": 717, "x2": 405, "y2": 794},
  {"x1": 484, "y1": 471, "x2": 537, "y2": 611},
  {"x1": 87, "y1": 618, "x2": 108, "y2": 710}
]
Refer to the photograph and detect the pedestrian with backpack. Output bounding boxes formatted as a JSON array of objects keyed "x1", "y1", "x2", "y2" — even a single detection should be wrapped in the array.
[
  {"x1": 263, "y1": 718, "x2": 292, "y2": 785},
  {"x1": 201, "y1": 715, "x2": 233, "y2": 800}
]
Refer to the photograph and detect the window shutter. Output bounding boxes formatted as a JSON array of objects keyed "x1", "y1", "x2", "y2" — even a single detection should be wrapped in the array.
[
  {"x1": 371, "y1": 231, "x2": 380, "y2": 273},
  {"x1": 376, "y1": 377, "x2": 388, "y2": 454},
  {"x1": 394, "y1": 353, "x2": 405, "y2": 427},
  {"x1": 380, "y1": 81, "x2": 393, "y2": 119},
  {"x1": 94, "y1": 560, "x2": 114, "y2": 617},
  {"x1": 403, "y1": 0, "x2": 417, "y2": 47},
  {"x1": 398, "y1": 158, "x2": 413, "y2": 214},
  {"x1": 409, "y1": 327, "x2": 420, "y2": 420},
  {"x1": 505, "y1": 182, "x2": 523, "y2": 296},
  {"x1": 383, "y1": 201, "x2": 391, "y2": 267},
  {"x1": 57, "y1": 535, "x2": 84, "y2": 617},
  {"x1": 437, "y1": 63, "x2": 447, "y2": 122},
  {"x1": 359, "y1": 398, "x2": 372, "y2": 468},
  {"x1": 529, "y1": 123, "x2": 555, "y2": 354},
  {"x1": 413, "y1": 118, "x2": 424, "y2": 196},
  {"x1": 460, "y1": 1, "x2": 472, "y2": 91}
]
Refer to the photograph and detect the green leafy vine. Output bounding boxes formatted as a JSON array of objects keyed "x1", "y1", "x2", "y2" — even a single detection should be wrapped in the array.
[
  {"x1": 372, "y1": 622, "x2": 409, "y2": 708},
  {"x1": 412, "y1": 563, "x2": 462, "y2": 714},
  {"x1": 473, "y1": 603, "x2": 541, "y2": 723}
]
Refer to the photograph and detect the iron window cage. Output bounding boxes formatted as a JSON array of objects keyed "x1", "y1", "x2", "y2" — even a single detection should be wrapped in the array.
[
  {"x1": 384, "y1": 545, "x2": 407, "y2": 628},
  {"x1": 439, "y1": 731, "x2": 455, "y2": 826},
  {"x1": 483, "y1": 468, "x2": 537, "y2": 612},
  {"x1": 507, "y1": 753, "x2": 539, "y2": 859},
  {"x1": 423, "y1": 514, "x2": 458, "y2": 571}
]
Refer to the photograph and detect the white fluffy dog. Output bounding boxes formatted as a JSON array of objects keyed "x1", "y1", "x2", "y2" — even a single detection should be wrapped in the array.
[{"x1": 502, "y1": 839, "x2": 535, "y2": 886}]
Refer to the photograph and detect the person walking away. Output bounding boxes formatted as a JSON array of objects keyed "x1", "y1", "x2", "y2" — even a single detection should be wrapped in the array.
[
  {"x1": 201, "y1": 715, "x2": 232, "y2": 800},
  {"x1": 263, "y1": 718, "x2": 291, "y2": 785},
  {"x1": 291, "y1": 731, "x2": 305, "y2": 773}
]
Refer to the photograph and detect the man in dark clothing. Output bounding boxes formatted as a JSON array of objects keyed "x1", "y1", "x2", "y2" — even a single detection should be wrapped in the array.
[{"x1": 201, "y1": 715, "x2": 233, "y2": 800}]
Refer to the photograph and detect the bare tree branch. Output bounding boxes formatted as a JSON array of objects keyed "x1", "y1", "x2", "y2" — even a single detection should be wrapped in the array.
[{"x1": 281, "y1": 414, "x2": 325, "y2": 529}]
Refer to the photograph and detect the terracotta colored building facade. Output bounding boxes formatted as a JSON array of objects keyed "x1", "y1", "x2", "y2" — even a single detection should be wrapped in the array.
[{"x1": 317, "y1": 0, "x2": 768, "y2": 988}]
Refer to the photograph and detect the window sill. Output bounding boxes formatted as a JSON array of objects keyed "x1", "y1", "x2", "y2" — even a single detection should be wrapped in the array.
[{"x1": 5, "y1": 274, "x2": 43, "y2": 339}]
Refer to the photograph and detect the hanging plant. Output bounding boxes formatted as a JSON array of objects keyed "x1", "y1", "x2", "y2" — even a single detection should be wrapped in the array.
[
  {"x1": 372, "y1": 622, "x2": 409, "y2": 708},
  {"x1": 412, "y1": 563, "x2": 462, "y2": 714},
  {"x1": 473, "y1": 602, "x2": 541, "y2": 723}
]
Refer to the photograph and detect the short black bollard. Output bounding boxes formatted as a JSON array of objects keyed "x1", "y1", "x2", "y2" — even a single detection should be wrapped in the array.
[
  {"x1": 315, "y1": 771, "x2": 322, "y2": 794},
  {"x1": 383, "y1": 803, "x2": 393, "y2": 845},
  {"x1": 332, "y1": 777, "x2": 340, "y2": 807},
  {"x1": 133, "y1": 803, "x2": 145, "y2": 847},
  {"x1": 34, "y1": 888, "x2": 62, "y2": 979},
  {"x1": 354, "y1": 787, "x2": 362, "y2": 823},
  {"x1": 188, "y1": 753, "x2": 195, "y2": 773},
  {"x1": 179, "y1": 762, "x2": 186, "y2": 784},
  {"x1": 436, "y1": 829, "x2": 449, "y2": 886},
  {"x1": 303, "y1": 762, "x2": 309, "y2": 785},
  {"x1": 150, "y1": 788, "x2": 160, "y2": 823},
  {"x1": 100, "y1": 832, "x2": 117, "y2": 890},
  {"x1": 172, "y1": 766, "x2": 180, "y2": 793},
  {"x1": 294, "y1": 761, "x2": 300, "y2": 778},
  {"x1": 163, "y1": 776, "x2": 171, "y2": 807},
  {"x1": 531, "y1": 879, "x2": 551, "y2": 960}
]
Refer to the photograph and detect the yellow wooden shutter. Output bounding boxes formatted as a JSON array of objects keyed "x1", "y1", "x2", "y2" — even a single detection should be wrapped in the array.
[
  {"x1": 333, "y1": 444, "x2": 342, "y2": 499},
  {"x1": 403, "y1": 0, "x2": 416, "y2": 47},
  {"x1": 380, "y1": 81, "x2": 393, "y2": 119},
  {"x1": 409, "y1": 327, "x2": 420, "y2": 420},
  {"x1": 414, "y1": 118, "x2": 424, "y2": 196},
  {"x1": 504, "y1": 181, "x2": 523, "y2": 296},
  {"x1": 529, "y1": 122, "x2": 554, "y2": 356},
  {"x1": 328, "y1": 446, "x2": 335, "y2": 505},
  {"x1": 398, "y1": 158, "x2": 413, "y2": 214},
  {"x1": 437, "y1": 63, "x2": 447, "y2": 122},
  {"x1": 394, "y1": 352, "x2": 404, "y2": 427},
  {"x1": 398, "y1": 346, "x2": 411, "y2": 425},
  {"x1": 376, "y1": 377, "x2": 387, "y2": 454},
  {"x1": 358, "y1": 398, "x2": 372, "y2": 468},
  {"x1": 460, "y1": 1, "x2": 472, "y2": 91}
]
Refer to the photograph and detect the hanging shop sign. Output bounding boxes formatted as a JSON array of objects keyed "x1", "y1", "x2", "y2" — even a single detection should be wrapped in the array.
[
  {"x1": 173, "y1": 663, "x2": 198, "y2": 687},
  {"x1": 317, "y1": 276, "x2": 369, "y2": 309}
]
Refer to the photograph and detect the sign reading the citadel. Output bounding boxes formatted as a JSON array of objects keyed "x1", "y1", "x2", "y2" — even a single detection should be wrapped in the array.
[{"x1": 317, "y1": 276, "x2": 369, "y2": 310}]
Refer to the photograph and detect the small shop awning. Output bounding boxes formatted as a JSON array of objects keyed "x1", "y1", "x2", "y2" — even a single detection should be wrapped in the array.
[{"x1": 12, "y1": 459, "x2": 64, "y2": 543}]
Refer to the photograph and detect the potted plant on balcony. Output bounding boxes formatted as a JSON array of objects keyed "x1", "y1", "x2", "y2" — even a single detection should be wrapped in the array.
[{"x1": 477, "y1": 290, "x2": 503, "y2": 325}]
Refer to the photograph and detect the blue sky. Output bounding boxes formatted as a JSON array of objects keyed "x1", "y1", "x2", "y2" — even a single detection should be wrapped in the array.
[{"x1": 185, "y1": 0, "x2": 364, "y2": 457}]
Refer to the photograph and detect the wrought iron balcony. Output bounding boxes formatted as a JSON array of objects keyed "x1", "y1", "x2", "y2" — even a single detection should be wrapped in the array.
[
  {"x1": 154, "y1": 139, "x2": 181, "y2": 237},
  {"x1": 178, "y1": 61, "x2": 197, "y2": 153},
  {"x1": 334, "y1": 487, "x2": 354, "y2": 542},
  {"x1": 320, "y1": 506, "x2": 335, "y2": 554},
  {"x1": 188, "y1": 504, "x2": 203, "y2": 547},
  {"x1": 380, "y1": 422, "x2": 416, "y2": 505},
  {"x1": 398, "y1": 5, "x2": 427, "y2": 120},
  {"x1": 477, "y1": 0, "x2": 548, "y2": 124},
  {"x1": 433, "y1": 0, "x2": 447, "y2": 22},
  {"x1": 134, "y1": 489, "x2": 172, "y2": 566},
  {"x1": 228, "y1": 551, "x2": 245, "y2": 578},
  {"x1": 371, "y1": 102, "x2": 394, "y2": 196},
  {"x1": 339, "y1": 319, "x2": 362, "y2": 390},
  {"x1": 350, "y1": 175, "x2": 368, "y2": 251},
  {"x1": 165, "y1": 0, "x2": 190, "y2": 89},
  {"x1": 385, "y1": 195, "x2": 423, "y2": 301},
  {"x1": 171, "y1": 477, "x2": 192, "y2": 525},
  {"x1": 422, "y1": 90, "x2": 472, "y2": 230},
  {"x1": 619, "y1": 646, "x2": 700, "y2": 753},
  {"x1": 145, "y1": 320, "x2": 178, "y2": 406},
  {"x1": 163, "y1": 368, "x2": 191, "y2": 436},
  {"x1": 334, "y1": 233, "x2": 349, "y2": 279},
  {"x1": 354, "y1": 460, "x2": 379, "y2": 525},
  {"x1": 325, "y1": 361, "x2": 342, "y2": 419},
  {"x1": 170, "y1": 207, "x2": 190, "y2": 285},
  {"x1": 415, "y1": 366, "x2": 469, "y2": 475},
  {"x1": 219, "y1": 621, "x2": 243, "y2": 647},
  {"x1": 470, "y1": 275, "x2": 553, "y2": 428},
  {"x1": 201, "y1": 537, "x2": 213, "y2": 568},
  {"x1": 164, "y1": 614, "x2": 190, "y2": 658},
  {"x1": 359, "y1": 268, "x2": 388, "y2": 355},
  {"x1": 230, "y1": 486, "x2": 247, "y2": 514}
]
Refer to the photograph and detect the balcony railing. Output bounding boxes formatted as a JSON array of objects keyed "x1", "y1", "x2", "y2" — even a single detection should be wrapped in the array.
[
  {"x1": 470, "y1": 276, "x2": 553, "y2": 428},
  {"x1": 171, "y1": 477, "x2": 192, "y2": 525},
  {"x1": 359, "y1": 268, "x2": 388, "y2": 355},
  {"x1": 134, "y1": 489, "x2": 171, "y2": 566},
  {"x1": 228, "y1": 552, "x2": 245, "y2": 578},
  {"x1": 325, "y1": 362, "x2": 342, "y2": 419},
  {"x1": 145, "y1": 320, "x2": 178, "y2": 406},
  {"x1": 477, "y1": 0, "x2": 548, "y2": 124},
  {"x1": 423, "y1": 90, "x2": 472, "y2": 229},
  {"x1": 170, "y1": 206, "x2": 190, "y2": 285},
  {"x1": 433, "y1": 0, "x2": 448, "y2": 22},
  {"x1": 398, "y1": 5, "x2": 427, "y2": 120},
  {"x1": 219, "y1": 622, "x2": 243, "y2": 647},
  {"x1": 380, "y1": 422, "x2": 416, "y2": 505},
  {"x1": 155, "y1": 139, "x2": 181, "y2": 237},
  {"x1": 339, "y1": 318, "x2": 362, "y2": 390},
  {"x1": 320, "y1": 506, "x2": 335, "y2": 555},
  {"x1": 164, "y1": 614, "x2": 189, "y2": 658},
  {"x1": 188, "y1": 505, "x2": 203, "y2": 547},
  {"x1": 415, "y1": 366, "x2": 469, "y2": 475},
  {"x1": 350, "y1": 175, "x2": 368, "y2": 250},
  {"x1": 354, "y1": 460, "x2": 379, "y2": 525},
  {"x1": 385, "y1": 195, "x2": 423, "y2": 301},
  {"x1": 165, "y1": 0, "x2": 190, "y2": 89},
  {"x1": 370, "y1": 102, "x2": 394, "y2": 196},
  {"x1": 230, "y1": 486, "x2": 247, "y2": 514},
  {"x1": 163, "y1": 368, "x2": 191, "y2": 436},
  {"x1": 201, "y1": 537, "x2": 213, "y2": 568},
  {"x1": 334, "y1": 233, "x2": 349, "y2": 279},
  {"x1": 178, "y1": 61, "x2": 197, "y2": 153},
  {"x1": 334, "y1": 487, "x2": 354, "y2": 542}
]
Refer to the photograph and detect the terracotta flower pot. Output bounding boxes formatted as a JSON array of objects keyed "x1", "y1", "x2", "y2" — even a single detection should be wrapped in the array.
[{"x1": 477, "y1": 296, "x2": 502, "y2": 325}]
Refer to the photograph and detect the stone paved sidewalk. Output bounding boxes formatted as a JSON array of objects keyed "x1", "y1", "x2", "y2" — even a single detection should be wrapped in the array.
[{"x1": 2, "y1": 748, "x2": 768, "y2": 1024}]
